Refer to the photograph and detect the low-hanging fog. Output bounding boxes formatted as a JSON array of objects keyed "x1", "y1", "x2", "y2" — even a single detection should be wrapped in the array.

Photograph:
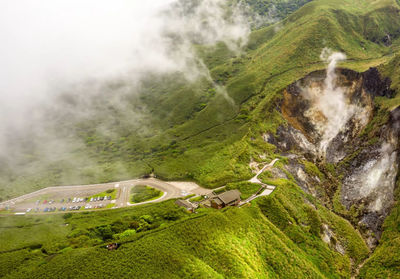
[{"x1": 0, "y1": 0, "x2": 261, "y2": 169}]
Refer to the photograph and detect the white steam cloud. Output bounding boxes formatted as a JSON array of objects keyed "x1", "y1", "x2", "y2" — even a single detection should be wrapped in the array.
[
  {"x1": 317, "y1": 48, "x2": 353, "y2": 153},
  {"x1": 0, "y1": 0, "x2": 250, "y2": 112},
  {"x1": 303, "y1": 48, "x2": 368, "y2": 156},
  {"x1": 0, "y1": 0, "x2": 253, "y2": 160}
]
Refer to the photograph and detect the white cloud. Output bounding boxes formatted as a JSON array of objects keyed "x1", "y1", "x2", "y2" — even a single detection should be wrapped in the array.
[{"x1": 0, "y1": 0, "x2": 253, "y2": 161}]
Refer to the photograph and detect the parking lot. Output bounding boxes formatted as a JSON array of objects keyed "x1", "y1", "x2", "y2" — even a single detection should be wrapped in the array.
[
  {"x1": 1, "y1": 178, "x2": 210, "y2": 214},
  {"x1": 12, "y1": 190, "x2": 117, "y2": 213}
]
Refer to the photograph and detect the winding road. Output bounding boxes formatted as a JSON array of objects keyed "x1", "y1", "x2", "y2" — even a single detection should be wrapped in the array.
[
  {"x1": 0, "y1": 178, "x2": 206, "y2": 215},
  {"x1": 0, "y1": 159, "x2": 279, "y2": 214}
]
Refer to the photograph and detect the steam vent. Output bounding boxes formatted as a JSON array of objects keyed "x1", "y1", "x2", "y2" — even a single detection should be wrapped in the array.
[{"x1": 276, "y1": 67, "x2": 400, "y2": 247}]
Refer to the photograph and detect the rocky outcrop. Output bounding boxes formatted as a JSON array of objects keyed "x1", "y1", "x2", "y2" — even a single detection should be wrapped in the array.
[
  {"x1": 267, "y1": 67, "x2": 399, "y2": 248},
  {"x1": 281, "y1": 68, "x2": 374, "y2": 162},
  {"x1": 362, "y1": 67, "x2": 395, "y2": 98},
  {"x1": 341, "y1": 106, "x2": 400, "y2": 246}
]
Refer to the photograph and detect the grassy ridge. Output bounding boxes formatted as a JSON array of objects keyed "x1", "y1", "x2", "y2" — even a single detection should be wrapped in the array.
[{"x1": 0, "y1": 193, "x2": 366, "y2": 278}]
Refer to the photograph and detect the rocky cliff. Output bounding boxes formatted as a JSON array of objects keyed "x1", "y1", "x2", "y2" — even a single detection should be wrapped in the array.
[{"x1": 267, "y1": 66, "x2": 399, "y2": 248}]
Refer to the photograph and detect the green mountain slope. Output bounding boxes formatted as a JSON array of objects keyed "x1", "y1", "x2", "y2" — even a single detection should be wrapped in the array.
[
  {"x1": 0, "y1": 181, "x2": 368, "y2": 278},
  {"x1": 1, "y1": 0, "x2": 400, "y2": 278},
  {"x1": 2, "y1": 0, "x2": 400, "y2": 199}
]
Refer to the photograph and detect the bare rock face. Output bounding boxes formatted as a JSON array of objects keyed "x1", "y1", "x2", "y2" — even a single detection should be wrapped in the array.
[
  {"x1": 341, "y1": 106, "x2": 400, "y2": 245},
  {"x1": 362, "y1": 67, "x2": 395, "y2": 98},
  {"x1": 281, "y1": 68, "x2": 374, "y2": 163},
  {"x1": 267, "y1": 125, "x2": 317, "y2": 159},
  {"x1": 269, "y1": 67, "x2": 399, "y2": 248}
]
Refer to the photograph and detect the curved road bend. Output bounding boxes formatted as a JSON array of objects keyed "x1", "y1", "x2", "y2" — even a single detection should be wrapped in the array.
[
  {"x1": 116, "y1": 178, "x2": 183, "y2": 207},
  {"x1": 0, "y1": 178, "x2": 200, "y2": 214},
  {"x1": 0, "y1": 159, "x2": 279, "y2": 214}
]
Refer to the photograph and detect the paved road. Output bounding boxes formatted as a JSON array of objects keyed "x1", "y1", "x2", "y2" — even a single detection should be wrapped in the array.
[
  {"x1": 117, "y1": 179, "x2": 183, "y2": 207},
  {"x1": 0, "y1": 178, "x2": 205, "y2": 214},
  {"x1": 240, "y1": 159, "x2": 279, "y2": 206},
  {"x1": 0, "y1": 159, "x2": 280, "y2": 214},
  {"x1": 248, "y1": 159, "x2": 279, "y2": 184}
]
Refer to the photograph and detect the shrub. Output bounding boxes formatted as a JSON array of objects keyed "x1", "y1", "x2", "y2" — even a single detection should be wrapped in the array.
[
  {"x1": 116, "y1": 229, "x2": 136, "y2": 239},
  {"x1": 62, "y1": 213, "x2": 72, "y2": 219},
  {"x1": 131, "y1": 186, "x2": 162, "y2": 203}
]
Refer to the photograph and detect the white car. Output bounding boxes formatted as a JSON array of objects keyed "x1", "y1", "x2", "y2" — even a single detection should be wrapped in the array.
[{"x1": 26, "y1": 208, "x2": 32, "y2": 212}]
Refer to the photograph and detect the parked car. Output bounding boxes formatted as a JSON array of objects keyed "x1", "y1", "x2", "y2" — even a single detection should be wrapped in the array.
[
  {"x1": 26, "y1": 208, "x2": 32, "y2": 213},
  {"x1": 60, "y1": 199, "x2": 64, "y2": 203},
  {"x1": 44, "y1": 208, "x2": 49, "y2": 212},
  {"x1": 43, "y1": 200, "x2": 48, "y2": 204},
  {"x1": 99, "y1": 196, "x2": 104, "y2": 201},
  {"x1": 90, "y1": 197, "x2": 94, "y2": 202}
]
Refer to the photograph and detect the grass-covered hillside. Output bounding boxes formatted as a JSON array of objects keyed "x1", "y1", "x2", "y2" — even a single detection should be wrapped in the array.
[
  {"x1": 1, "y1": 0, "x2": 400, "y2": 277},
  {"x1": 0, "y1": 178, "x2": 369, "y2": 278},
  {"x1": 2, "y1": 0, "x2": 400, "y2": 200}
]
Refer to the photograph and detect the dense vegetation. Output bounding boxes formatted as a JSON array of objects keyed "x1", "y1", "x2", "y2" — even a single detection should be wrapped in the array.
[
  {"x1": 242, "y1": 0, "x2": 313, "y2": 19},
  {"x1": 0, "y1": 180, "x2": 368, "y2": 278},
  {"x1": 130, "y1": 186, "x2": 163, "y2": 203},
  {"x1": 1, "y1": 0, "x2": 400, "y2": 277}
]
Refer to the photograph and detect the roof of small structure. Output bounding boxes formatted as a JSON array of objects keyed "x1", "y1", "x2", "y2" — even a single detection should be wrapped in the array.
[
  {"x1": 175, "y1": 199, "x2": 194, "y2": 209},
  {"x1": 216, "y1": 190, "x2": 241, "y2": 204}
]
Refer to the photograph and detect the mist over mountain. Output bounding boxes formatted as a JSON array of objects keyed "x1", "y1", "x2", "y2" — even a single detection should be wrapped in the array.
[{"x1": 0, "y1": 0, "x2": 400, "y2": 278}]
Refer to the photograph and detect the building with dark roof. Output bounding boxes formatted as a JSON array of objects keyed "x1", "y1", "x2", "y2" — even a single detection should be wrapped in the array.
[{"x1": 210, "y1": 190, "x2": 241, "y2": 209}]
